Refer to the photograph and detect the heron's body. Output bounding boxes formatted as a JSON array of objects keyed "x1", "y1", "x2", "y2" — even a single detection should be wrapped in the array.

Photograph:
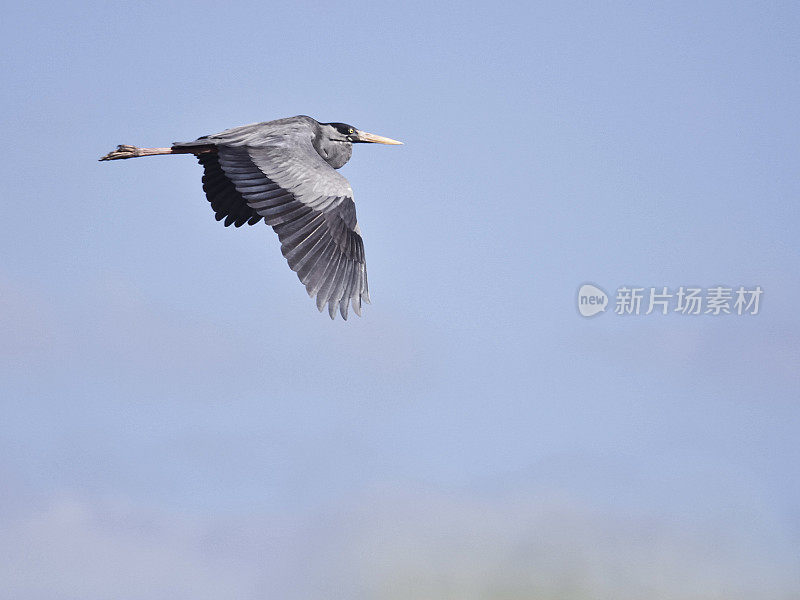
[{"x1": 100, "y1": 115, "x2": 401, "y2": 320}]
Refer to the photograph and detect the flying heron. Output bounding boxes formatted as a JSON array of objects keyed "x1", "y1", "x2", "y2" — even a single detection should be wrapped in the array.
[{"x1": 99, "y1": 115, "x2": 402, "y2": 319}]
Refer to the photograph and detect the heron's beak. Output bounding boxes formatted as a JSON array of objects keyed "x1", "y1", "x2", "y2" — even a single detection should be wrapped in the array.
[{"x1": 355, "y1": 130, "x2": 403, "y2": 145}]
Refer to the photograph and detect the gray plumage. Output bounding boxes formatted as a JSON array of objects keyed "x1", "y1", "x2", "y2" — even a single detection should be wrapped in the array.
[{"x1": 102, "y1": 115, "x2": 402, "y2": 320}]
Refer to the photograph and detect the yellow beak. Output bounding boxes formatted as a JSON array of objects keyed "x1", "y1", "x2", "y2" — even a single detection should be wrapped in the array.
[{"x1": 355, "y1": 130, "x2": 403, "y2": 145}]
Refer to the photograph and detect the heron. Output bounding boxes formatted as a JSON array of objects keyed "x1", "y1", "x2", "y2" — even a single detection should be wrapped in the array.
[{"x1": 99, "y1": 115, "x2": 402, "y2": 319}]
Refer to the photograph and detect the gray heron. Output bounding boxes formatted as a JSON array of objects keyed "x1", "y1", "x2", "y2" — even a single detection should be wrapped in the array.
[{"x1": 100, "y1": 115, "x2": 402, "y2": 320}]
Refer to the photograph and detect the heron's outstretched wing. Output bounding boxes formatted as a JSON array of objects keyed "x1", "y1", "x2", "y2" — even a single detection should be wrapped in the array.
[{"x1": 191, "y1": 121, "x2": 368, "y2": 319}]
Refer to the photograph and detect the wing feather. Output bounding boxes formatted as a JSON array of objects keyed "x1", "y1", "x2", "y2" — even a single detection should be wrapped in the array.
[
  {"x1": 296, "y1": 239, "x2": 333, "y2": 283},
  {"x1": 307, "y1": 243, "x2": 342, "y2": 301},
  {"x1": 317, "y1": 254, "x2": 344, "y2": 312},
  {"x1": 280, "y1": 214, "x2": 326, "y2": 253},
  {"x1": 285, "y1": 228, "x2": 327, "y2": 270},
  {"x1": 198, "y1": 153, "x2": 263, "y2": 227}
]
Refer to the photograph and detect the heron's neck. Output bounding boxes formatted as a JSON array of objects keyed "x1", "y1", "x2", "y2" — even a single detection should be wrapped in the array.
[{"x1": 313, "y1": 136, "x2": 352, "y2": 169}]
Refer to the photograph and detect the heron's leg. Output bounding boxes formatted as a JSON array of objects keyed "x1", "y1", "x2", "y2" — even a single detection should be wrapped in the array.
[
  {"x1": 98, "y1": 144, "x2": 216, "y2": 161},
  {"x1": 99, "y1": 145, "x2": 178, "y2": 161}
]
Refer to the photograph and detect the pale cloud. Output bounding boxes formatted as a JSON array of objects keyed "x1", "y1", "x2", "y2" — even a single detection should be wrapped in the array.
[
  {"x1": 2, "y1": 488, "x2": 797, "y2": 600},
  {"x1": 342, "y1": 487, "x2": 800, "y2": 600}
]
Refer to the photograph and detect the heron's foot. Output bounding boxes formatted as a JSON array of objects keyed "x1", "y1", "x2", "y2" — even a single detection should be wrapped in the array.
[{"x1": 99, "y1": 145, "x2": 141, "y2": 161}]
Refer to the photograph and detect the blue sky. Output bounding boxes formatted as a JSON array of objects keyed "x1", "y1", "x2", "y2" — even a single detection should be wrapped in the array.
[{"x1": 1, "y1": 1, "x2": 799, "y2": 598}]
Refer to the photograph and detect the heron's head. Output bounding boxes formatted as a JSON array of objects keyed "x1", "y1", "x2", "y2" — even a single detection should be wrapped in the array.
[{"x1": 324, "y1": 122, "x2": 403, "y2": 145}]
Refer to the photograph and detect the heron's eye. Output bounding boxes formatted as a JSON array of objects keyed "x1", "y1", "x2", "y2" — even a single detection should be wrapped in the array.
[{"x1": 348, "y1": 128, "x2": 354, "y2": 134}]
